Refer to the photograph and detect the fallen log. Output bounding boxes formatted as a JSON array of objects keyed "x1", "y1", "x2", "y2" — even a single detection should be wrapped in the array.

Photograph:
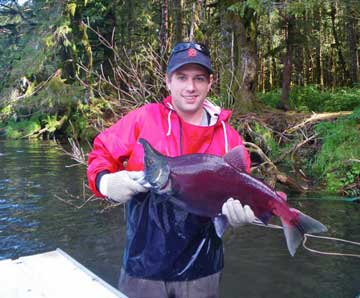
[{"x1": 284, "y1": 111, "x2": 352, "y2": 134}]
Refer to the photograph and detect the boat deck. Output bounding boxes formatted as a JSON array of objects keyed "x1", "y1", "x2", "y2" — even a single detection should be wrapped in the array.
[{"x1": 0, "y1": 248, "x2": 127, "y2": 297}]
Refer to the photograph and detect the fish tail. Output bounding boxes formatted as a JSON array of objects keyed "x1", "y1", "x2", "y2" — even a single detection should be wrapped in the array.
[{"x1": 281, "y1": 209, "x2": 327, "y2": 256}]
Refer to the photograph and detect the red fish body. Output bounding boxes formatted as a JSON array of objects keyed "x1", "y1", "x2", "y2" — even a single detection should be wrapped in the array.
[{"x1": 139, "y1": 138, "x2": 327, "y2": 256}]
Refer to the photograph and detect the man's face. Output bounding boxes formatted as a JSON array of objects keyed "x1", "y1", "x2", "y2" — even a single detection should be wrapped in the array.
[{"x1": 166, "y1": 64, "x2": 213, "y2": 119}]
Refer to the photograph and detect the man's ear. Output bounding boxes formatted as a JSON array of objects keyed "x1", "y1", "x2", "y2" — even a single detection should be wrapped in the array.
[
  {"x1": 165, "y1": 73, "x2": 171, "y2": 90},
  {"x1": 207, "y1": 74, "x2": 214, "y2": 91}
]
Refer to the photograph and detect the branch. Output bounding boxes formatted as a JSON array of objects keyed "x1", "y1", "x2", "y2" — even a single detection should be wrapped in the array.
[
  {"x1": 57, "y1": 135, "x2": 88, "y2": 166},
  {"x1": 349, "y1": 159, "x2": 360, "y2": 163},
  {"x1": 244, "y1": 141, "x2": 276, "y2": 171},
  {"x1": 284, "y1": 111, "x2": 353, "y2": 134},
  {"x1": 244, "y1": 141, "x2": 308, "y2": 192},
  {"x1": 11, "y1": 69, "x2": 60, "y2": 102},
  {"x1": 0, "y1": 3, "x2": 36, "y2": 25}
]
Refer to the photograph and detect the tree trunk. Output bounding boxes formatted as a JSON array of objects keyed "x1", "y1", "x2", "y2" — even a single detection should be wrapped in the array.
[
  {"x1": 330, "y1": 1, "x2": 348, "y2": 84},
  {"x1": 319, "y1": 8, "x2": 324, "y2": 90},
  {"x1": 221, "y1": 0, "x2": 258, "y2": 113},
  {"x1": 265, "y1": 11, "x2": 273, "y2": 91},
  {"x1": 159, "y1": 0, "x2": 169, "y2": 71},
  {"x1": 313, "y1": 3, "x2": 324, "y2": 89},
  {"x1": 280, "y1": 50, "x2": 291, "y2": 110},
  {"x1": 302, "y1": 47, "x2": 309, "y2": 86},
  {"x1": 102, "y1": 5, "x2": 117, "y2": 79},
  {"x1": 267, "y1": 39, "x2": 274, "y2": 90},
  {"x1": 79, "y1": 22, "x2": 94, "y2": 101},
  {"x1": 278, "y1": 15, "x2": 294, "y2": 111},
  {"x1": 345, "y1": 3, "x2": 358, "y2": 85},
  {"x1": 172, "y1": 0, "x2": 183, "y2": 44},
  {"x1": 126, "y1": 0, "x2": 134, "y2": 50},
  {"x1": 331, "y1": 47, "x2": 337, "y2": 90},
  {"x1": 260, "y1": 50, "x2": 265, "y2": 92},
  {"x1": 313, "y1": 4, "x2": 320, "y2": 85}
]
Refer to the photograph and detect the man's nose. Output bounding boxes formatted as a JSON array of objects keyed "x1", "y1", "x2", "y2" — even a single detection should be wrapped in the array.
[{"x1": 185, "y1": 79, "x2": 196, "y2": 92}]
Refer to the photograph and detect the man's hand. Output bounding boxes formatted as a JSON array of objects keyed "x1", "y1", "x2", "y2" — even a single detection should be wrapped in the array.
[
  {"x1": 222, "y1": 198, "x2": 255, "y2": 227},
  {"x1": 99, "y1": 170, "x2": 148, "y2": 204}
]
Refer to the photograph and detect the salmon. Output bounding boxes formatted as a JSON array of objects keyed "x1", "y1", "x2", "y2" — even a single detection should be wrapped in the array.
[{"x1": 139, "y1": 138, "x2": 327, "y2": 256}]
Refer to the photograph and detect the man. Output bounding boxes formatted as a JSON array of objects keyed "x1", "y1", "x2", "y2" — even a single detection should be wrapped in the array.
[{"x1": 87, "y1": 42, "x2": 255, "y2": 298}]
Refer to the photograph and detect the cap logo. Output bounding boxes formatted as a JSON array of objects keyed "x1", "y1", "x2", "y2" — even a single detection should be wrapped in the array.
[{"x1": 188, "y1": 48, "x2": 197, "y2": 57}]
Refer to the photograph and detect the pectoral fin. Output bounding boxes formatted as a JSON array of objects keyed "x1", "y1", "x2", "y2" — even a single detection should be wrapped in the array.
[
  {"x1": 213, "y1": 214, "x2": 229, "y2": 237},
  {"x1": 258, "y1": 211, "x2": 273, "y2": 225}
]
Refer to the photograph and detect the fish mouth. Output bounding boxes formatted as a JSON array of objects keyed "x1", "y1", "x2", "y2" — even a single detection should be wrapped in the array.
[
  {"x1": 143, "y1": 167, "x2": 171, "y2": 193},
  {"x1": 134, "y1": 176, "x2": 152, "y2": 189},
  {"x1": 155, "y1": 176, "x2": 172, "y2": 194}
]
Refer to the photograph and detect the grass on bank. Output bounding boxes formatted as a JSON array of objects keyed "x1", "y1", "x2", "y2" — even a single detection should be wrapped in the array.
[
  {"x1": 258, "y1": 84, "x2": 360, "y2": 112},
  {"x1": 312, "y1": 108, "x2": 360, "y2": 196},
  {"x1": 258, "y1": 85, "x2": 360, "y2": 196}
]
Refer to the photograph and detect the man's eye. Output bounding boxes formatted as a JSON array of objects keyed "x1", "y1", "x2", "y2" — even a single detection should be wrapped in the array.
[
  {"x1": 177, "y1": 76, "x2": 186, "y2": 81},
  {"x1": 195, "y1": 77, "x2": 206, "y2": 82}
]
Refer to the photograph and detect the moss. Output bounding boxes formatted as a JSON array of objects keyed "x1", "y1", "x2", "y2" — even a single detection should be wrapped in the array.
[
  {"x1": 258, "y1": 85, "x2": 360, "y2": 112},
  {"x1": 311, "y1": 109, "x2": 360, "y2": 195},
  {"x1": 5, "y1": 117, "x2": 42, "y2": 139},
  {"x1": 252, "y1": 122, "x2": 280, "y2": 158}
]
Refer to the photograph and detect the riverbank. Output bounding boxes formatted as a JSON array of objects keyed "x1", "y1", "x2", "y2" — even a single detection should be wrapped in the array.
[
  {"x1": 230, "y1": 108, "x2": 360, "y2": 196},
  {"x1": 1, "y1": 82, "x2": 360, "y2": 196},
  {"x1": 0, "y1": 106, "x2": 359, "y2": 196}
]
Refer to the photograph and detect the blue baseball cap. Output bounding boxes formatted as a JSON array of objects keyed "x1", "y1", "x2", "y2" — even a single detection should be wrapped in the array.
[{"x1": 167, "y1": 42, "x2": 213, "y2": 74}]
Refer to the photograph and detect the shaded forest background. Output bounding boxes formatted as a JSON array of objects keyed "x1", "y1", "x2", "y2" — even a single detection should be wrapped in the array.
[{"x1": 0, "y1": 0, "x2": 359, "y2": 196}]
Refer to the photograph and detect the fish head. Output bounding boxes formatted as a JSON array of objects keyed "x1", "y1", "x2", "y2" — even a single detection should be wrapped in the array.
[{"x1": 139, "y1": 138, "x2": 171, "y2": 191}]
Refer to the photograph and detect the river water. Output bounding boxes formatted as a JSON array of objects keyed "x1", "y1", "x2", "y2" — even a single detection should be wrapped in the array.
[{"x1": 0, "y1": 140, "x2": 359, "y2": 298}]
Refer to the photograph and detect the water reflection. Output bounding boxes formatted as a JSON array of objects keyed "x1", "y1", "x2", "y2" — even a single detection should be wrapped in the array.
[
  {"x1": 0, "y1": 140, "x2": 359, "y2": 297},
  {"x1": 221, "y1": 199, "x2": 360, "y2": 297}
]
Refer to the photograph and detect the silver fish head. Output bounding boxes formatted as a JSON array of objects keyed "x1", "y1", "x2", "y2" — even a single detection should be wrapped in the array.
[{"x1": 139, "y1": 138, "x2": 170, "y2": 191}]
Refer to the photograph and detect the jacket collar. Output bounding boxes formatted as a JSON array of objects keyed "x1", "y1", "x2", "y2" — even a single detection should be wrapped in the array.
[{"x1": 162, "y1": 95, "x2": 232, "y2": 125}]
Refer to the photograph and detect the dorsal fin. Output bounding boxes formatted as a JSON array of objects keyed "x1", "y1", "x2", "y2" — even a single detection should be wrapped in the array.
[
  {"x1": 277, "y1": 191, "x2": 287, "y2": 201},
  {"x1": 224, "y1": 145, "x2": 248, "y2": 172}
]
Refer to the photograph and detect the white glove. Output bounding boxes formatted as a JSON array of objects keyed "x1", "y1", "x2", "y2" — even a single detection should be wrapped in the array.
[
  {"x1": 99, "y1": 170, "x2": 148, "y2": 204},
  {"x1": 222, "y1": 198, "x2": 255, "y2": 227}
]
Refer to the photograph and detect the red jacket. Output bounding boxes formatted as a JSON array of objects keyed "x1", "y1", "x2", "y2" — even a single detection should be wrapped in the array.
[
  {"x1": 87, "y1": 96, "x2": 250, "y2": 197},
  {"x1": 87, "y1": 96, "x2": 251, "y2": 281}
]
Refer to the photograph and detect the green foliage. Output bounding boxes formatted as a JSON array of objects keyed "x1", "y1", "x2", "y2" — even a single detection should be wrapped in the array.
[
  {"x1": 311, "y1": 110, "x2": 360, "y2": 194},
  {"x1": 346, "y1": 106, "x2": 360, "y2": 121},
  {"x1": 290, "y1": 86, "x2": 360, "y2": 112},
  {"x1": 257, "y1": 89, "x2": 281, "y2": 109},
  {"x1": 207, "y1": 95, "x2": 232, "y2": 109},
  {"x1": 5, "y1": 117, "x2": 41, "y2": 139},
  {"x1": 29, "y1": 75, "x2": 84, "y2": 112},
  {"x1": 0, "y1": 73, "x2": 87, "y2": 139},
  {"x1": 66, "y1": 3, "x2": 77, "y2": 17},
  {"x1": 0, "y1": 0, "x2": 358, "y2": 199},
  {"x1": 43, "y1": 115, "x2": 63, "y2": 134},
  {"x1": 258, "y1": 86, "x2": 360, "y2": 112},
  {"x1": 0, "y1": 1, "x2": 66, "y2": 92},
  {"x1": 252, "y1": 122, "x2": 280, "y2": 158},
  {"x1": 2, "y1": 113, "x2": 74, "y2": 139},
  {"x1": 66, "y1": 103, "x2": 99, "y2": 140},
  {"x1": 0, "y1": 104, "x2": 13, "y2": 121}
]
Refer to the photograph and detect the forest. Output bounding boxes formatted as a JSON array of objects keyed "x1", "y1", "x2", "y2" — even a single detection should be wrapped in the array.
[{"x1": 0, "y1": 0, "x2": 359, "y2": 197}]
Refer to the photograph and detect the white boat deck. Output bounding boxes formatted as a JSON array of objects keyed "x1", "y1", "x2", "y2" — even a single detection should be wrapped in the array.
[{"x1": 0, "y1": 248, "x2": 127, "y2": 298}]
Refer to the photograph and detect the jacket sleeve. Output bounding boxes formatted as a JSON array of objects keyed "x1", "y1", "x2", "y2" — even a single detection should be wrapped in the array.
[{"x1": 87, "y1": 108, "x2": 143, "y2": 197}]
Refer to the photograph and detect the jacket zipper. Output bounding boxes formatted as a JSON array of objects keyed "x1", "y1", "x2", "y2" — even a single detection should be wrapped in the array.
[{"x1": 179, "y1": 117, "x2": 183, "y2": 155}]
